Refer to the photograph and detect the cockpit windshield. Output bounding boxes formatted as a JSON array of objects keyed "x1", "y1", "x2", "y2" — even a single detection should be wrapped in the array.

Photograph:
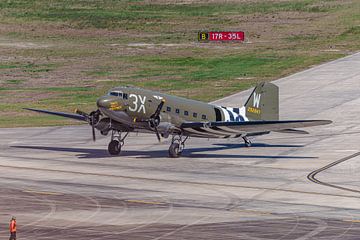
[{"x1": 109, "y1": 91, "x2": 123, "y2": 98}]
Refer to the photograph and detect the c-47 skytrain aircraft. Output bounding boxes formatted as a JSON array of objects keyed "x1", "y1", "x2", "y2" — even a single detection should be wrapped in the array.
[{"x1": 25, "y1": 82, "x2": 331, "y2": 157}]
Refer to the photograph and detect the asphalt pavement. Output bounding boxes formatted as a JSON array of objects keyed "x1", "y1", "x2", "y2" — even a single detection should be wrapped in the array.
[{"x1": 0, "y1": 52, "x2": 359, "y2": 239}]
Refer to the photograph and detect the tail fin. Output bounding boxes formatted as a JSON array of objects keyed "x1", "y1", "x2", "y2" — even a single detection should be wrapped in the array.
[{"x1": 244, "y1": 82, "x2": 279, "y2": 121}]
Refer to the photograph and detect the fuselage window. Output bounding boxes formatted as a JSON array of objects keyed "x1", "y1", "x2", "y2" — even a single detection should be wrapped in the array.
[
  {"x1": 123, "y1": 93, "x2": 128, "y2": 99},
  {"x1": 184, "y1": 110, "x2": 189, "y2": 116},
  {"x1": 176, "y1": 109, "x2": 180, "y2": 114},
  {"x1": 193, "y1": 112, "x2": 197, "y2": 118},
  {"x1": 202, "y1": 114, "x2": 207, "y2": 120},
  {"x1": 167, "y1": 106, "x2": 171, "y2": 112}
]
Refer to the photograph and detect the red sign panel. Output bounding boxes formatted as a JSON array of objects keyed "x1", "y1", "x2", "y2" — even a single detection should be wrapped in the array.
[
  {"x1": 209, "y1": 31, "x2": 244, "y2": 41},
  {"x1": 198, "y1": 31, "x2": 245, "y2": 41}
]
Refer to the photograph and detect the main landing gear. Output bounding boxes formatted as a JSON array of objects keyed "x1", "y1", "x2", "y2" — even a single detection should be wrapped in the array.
[
  {"x1": 108, "y1": 130, "x2": 129, "y2": 155},
  {"x1": 242, "y1": 136, "x2": 252, "y2": 147},
  {"x1": 169, "y1": 134, "x2": 188, "y2": 158}
]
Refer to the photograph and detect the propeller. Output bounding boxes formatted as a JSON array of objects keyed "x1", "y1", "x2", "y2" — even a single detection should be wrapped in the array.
[
  {"x1": 75, "y1": 109, "x2": 101, "y2": 141},
  {"x1": 154, "y1": 122, "x2": 161, "y2": 142},
  {"x1": 91, "y1": 113, "x2": 96, "y2": 141},
  {"x1": 149, "y1": 99, "x2": 165, "y2": 142}
]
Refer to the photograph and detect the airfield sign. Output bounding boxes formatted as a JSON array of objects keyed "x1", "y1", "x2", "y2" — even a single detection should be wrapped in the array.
[{"x1": 198, "y1": 31, "x2": 245, "y2": 42}]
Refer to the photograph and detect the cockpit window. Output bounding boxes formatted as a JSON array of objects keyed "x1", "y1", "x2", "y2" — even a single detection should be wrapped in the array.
[{"x1": 109, "y1": 91, "x2": 123, "y2": 98}]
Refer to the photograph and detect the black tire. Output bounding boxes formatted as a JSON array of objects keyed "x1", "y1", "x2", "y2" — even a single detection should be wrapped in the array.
[
  {"x1": 108, "y1": 140, "x2": 121, "y2": 155},
  {"x1": 168, "y1": 143, "x2": 181, "y2": 158}
]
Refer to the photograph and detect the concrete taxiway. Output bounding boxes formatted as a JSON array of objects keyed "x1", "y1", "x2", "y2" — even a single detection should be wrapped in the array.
[{"x1": 0, "y1": 52, "x2": 360, "y2": 239}]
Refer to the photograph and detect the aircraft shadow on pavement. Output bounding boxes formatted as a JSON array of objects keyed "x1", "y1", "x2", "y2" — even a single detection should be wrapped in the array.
[
  {"x1": 11, "y1": 143, "x2": 314, "y2": 160},
  {"x1": 213, "y1": 143, "x2": 304, "y2": 148}
]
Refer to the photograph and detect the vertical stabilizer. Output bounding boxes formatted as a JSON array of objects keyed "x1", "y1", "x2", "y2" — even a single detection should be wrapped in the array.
[{"x1": 244, "y1": 82, "x2": 279, "y2": 121}]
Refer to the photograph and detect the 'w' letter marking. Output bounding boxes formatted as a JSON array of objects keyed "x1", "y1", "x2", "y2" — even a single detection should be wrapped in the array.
[{"x1": 253, "y1": 93, "x2": 261, "y2": 108}]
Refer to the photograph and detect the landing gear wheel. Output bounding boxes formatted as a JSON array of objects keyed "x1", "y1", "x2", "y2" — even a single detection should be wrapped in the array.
[
  {"x1": 168, "y1": 134, "x2": 188, "y2": 158},
  {"x1": 169, "y1": 143, "x2": 181, "y2": 158},
  {"x1": 108, "y1": 140, "x2": 121, "y2": 155},
  {"x1": 243, "y1": 137, "x2": 252, "y2": 147}
]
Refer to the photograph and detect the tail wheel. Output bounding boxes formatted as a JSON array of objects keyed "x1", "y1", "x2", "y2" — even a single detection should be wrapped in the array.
[
  {"x1": 243, "y1": 136, "x2": 252, "y2": 147},
  {"x1": 168, "y1": 143, "x2": 181, "y2": 158},
  {"x1": 108, "y1": 140, "x2": 121, "y2": 155}
]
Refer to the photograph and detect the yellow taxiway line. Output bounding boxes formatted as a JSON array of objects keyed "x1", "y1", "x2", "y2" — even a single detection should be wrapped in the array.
[{"x1": 343, "y1": 219, "x2": 360, "y2": 223}]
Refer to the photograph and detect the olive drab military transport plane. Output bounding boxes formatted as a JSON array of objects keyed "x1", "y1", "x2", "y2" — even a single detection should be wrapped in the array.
[{"x1": 25, "y1": 82, "x2": 331, "y2": 158}]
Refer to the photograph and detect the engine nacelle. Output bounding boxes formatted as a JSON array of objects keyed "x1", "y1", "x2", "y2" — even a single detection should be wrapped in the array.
[
  {"x1": 157, "y1": 122, "x2": 174, "y2": 138},
  {"x1": 95, "y1": 118, "x2": 131, "y2": 135}
]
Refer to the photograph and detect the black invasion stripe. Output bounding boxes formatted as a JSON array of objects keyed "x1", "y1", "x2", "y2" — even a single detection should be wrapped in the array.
[
  {"x1": 186, "y1": 127, "x2": 219, "y2": 137},
  {"x1": 205, "y1": 127, "x2": 233, "y2": 136},
  {"x1": 235, "y1": 115, "x2": 245, "y2": 122},
  {"x1": 212, "y1": 126, "x2": 239, "y2": 134},
  {"x1": 212, "y1": 126, "x2": 229, "y2": 132},
  {"x1": 218, "y1": 126, "x2": 243, "y2": 134},
  {"x1": 196, "y1": 127, "x2": 232, "y2": 137},
  {"x1": 226, "y1": 109, "x2": 234, "y2": 121},
  {"x1": 193, "y1": 127, "x2": 208, "y2": 133},
  {"x1": 183, "y1": 129, "x2": 209, "y2": 137},
  {"x1": 233, "y1": 108, "x2": 240, "y2": 114}
]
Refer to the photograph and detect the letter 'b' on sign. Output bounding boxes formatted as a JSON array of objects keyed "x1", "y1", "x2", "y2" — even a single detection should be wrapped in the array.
[{"x1": 198, "y1": 32, "x2": 209, "y2": 41}]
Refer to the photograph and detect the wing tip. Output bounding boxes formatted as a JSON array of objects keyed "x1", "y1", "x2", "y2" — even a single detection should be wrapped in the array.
[
  {"x1": 318, "y1": 120, "x2": 332, "y2": 125},
  {"x1": 23, "y1": 107, "x2": 39, "y2": 112},
  {"x1": 23, "y1": 107, "x2": 87, "y2": 122}
]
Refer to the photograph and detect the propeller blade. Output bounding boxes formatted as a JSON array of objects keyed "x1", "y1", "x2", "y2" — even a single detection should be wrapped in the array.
[
  {"x1": 91, "y1": 114, "x2": 96, "y2": 142},
  {"x1": 75, "y1": 109, "x2": 101, "y2": 141},
  {"x1": 154, "y1": 125, "x2": 161, "y2": 142},
  {"x1": 153, "y1": 99, "x2": 165, "y2": 118},
  {"x1": 147, "y1": 99, "x2": 165, "y2": 142}
]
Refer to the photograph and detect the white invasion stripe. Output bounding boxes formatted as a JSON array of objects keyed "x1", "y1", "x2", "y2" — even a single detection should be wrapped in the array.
[
  {"x1": 200, "y1": 127, "x2": 231, "y2": 136},
  {"x1": 221, "y1": 107, "x2": 231, "y2": 121},
  {"x1": 184, "y1": 128, "x2": 220, "y2": 138},
  {"x1": 239, "y1": 106, "x2": 249, "y2": 121},
  {"x1": 218, "y1": 126, "x2": 245, "y2": 134}
]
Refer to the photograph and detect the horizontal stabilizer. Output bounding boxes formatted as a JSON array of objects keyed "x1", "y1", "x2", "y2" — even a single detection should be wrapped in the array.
[{"x1": 24, "y1": 108, "x2": 87, "y2": 122}]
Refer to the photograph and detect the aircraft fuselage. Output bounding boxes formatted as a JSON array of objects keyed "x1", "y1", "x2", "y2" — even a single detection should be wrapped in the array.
[{"x1": 96, "y1": 86, "x2": 248, "y2": 136}]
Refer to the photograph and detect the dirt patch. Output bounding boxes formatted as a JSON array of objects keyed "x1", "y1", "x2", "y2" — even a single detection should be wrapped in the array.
[
  {"x1": 0, "y1": 41, "x2": 51, "y2": 49},
  {"x1": 143, "y1": 0, "x2": 255, "y2": 4},
  {"x1": 0, "y1": 91, "x2": 56, "y2": 104}
]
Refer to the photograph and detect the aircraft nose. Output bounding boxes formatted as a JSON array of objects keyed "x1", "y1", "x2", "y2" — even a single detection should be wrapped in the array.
[{"x1": 96, "y1": 96, "x2": 118, "y2": 109}]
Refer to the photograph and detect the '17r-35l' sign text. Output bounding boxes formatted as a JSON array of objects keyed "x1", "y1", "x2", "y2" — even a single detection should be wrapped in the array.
[{"x1": 198, "y1": 31, "x2": 245, "y2": 42}]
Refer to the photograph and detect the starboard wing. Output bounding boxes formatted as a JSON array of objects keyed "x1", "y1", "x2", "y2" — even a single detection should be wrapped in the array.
[
  {"x1": 24, "y1": 108, "x2": 87, "y2": 122},
  {"x1": 180, "y1": 120, "x2": 331, "y2": 137}
]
